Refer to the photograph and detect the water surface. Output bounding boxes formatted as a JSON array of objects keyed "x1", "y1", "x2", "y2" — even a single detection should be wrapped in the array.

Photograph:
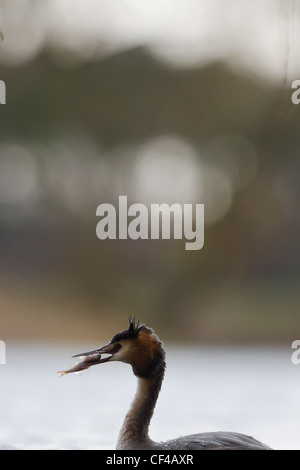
[{"x1": 0, "y1": 343, "x2": 299, "y2": 450}]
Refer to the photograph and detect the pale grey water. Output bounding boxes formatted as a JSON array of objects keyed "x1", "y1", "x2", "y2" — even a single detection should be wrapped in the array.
[{"x1": 0, "y1": 343, "x2": 299, "y2": 450}]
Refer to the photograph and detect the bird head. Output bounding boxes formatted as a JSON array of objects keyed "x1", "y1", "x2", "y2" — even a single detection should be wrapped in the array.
[{"x1": 73, "y1": 317, "x2": 165, "y2": 378}]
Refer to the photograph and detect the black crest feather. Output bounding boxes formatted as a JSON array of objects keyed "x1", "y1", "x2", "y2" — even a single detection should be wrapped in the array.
[{"x1": 110, "y1": 316, "x2": 147, "y2": 343}]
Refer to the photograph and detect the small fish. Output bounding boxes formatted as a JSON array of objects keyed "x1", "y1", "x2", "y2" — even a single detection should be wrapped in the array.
[{"x1": 57, "y1": 353, "x2": 102, "y2": 378}]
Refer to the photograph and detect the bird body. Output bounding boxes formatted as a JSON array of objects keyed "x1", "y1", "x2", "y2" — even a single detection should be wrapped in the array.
[{"x1": 61, "y1": 317, "x2": 270, "y2": 450}]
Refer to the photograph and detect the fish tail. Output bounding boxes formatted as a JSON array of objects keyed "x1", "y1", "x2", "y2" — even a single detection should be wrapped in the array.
[{"x1": 57, "y1": 371, "x2": 67, "y2": 378}]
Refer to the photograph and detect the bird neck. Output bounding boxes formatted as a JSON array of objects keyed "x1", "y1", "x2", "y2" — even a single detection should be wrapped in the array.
[{"x1": 116, "y1": 362, "x2": 165, "y2": 450}]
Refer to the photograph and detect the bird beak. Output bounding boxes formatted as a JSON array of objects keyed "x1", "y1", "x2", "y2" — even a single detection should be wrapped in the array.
[{"x1": 72, "y1": 341, "x2": 118, "y2": 365}]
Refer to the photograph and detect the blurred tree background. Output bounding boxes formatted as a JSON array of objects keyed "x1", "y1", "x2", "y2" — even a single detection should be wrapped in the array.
[{"x1": 0, "y1": 0, "x2": 299, "y2": 343}]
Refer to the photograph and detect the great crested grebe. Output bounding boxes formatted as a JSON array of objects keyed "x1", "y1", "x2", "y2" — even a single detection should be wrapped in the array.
[{"x1": 59, "y1": 317, "x2": 270, "y2": 450}]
